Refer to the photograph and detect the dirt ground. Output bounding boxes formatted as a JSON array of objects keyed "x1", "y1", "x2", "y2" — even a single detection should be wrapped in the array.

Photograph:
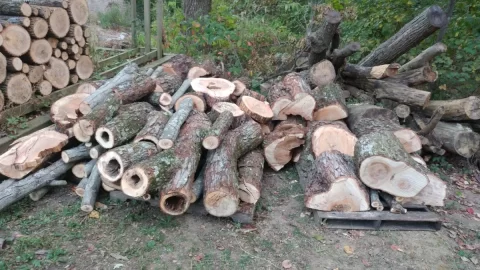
[{"x1": 1, "y1": 161, "x2": 479, "y2": 270}]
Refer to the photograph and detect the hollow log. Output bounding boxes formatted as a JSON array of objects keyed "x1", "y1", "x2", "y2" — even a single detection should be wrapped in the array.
[
  {"x1": 44, "y1": 57, "x2": 69, "y2": 89},
  {"x1": 383, "y1": 65, "x2": 437, "y2": 86},
  {"x1": 311, "y1": 83, "x2": 348, "y2": 121},
  {"x1": 203, "y1": 111, "x2": 233, "y2": 150},
  {"x1": 309, "y1": 60, "x2": 336, "y2": 87},
  {"x1": 359, "y1": 6, "x2": 447, "y2": 66},
  {"x1": 50, "y1": 93, "x2": 88, "y2": 131},
  {"x1": 0, "y1": 160, "x2": 73, "y2": 211},
  {"x1": 423, "y1": 96, "x2": 480, "y2": 121},
  {"x1": 158, "y1": 98, "x2": 194, "y2": 150},
  {"x1": 1, "y1": 25, "x2": 31, "y2": 56},
  {"x1": 307, "y1": 10, "x2": 341, "y2": 66},
  {"x1": 354, "y1": 131, "x2": 429, "y2": 197},
  {"x1": 1, "y1": 73, "x2": 32, "y2": 105},
  {"x1": 238, "y1": 96, "x2": 273, "y2": 124},
  {"x1": 238, "y1": 149, "x2": 264, "y2": 204},
  {"x1": 342, "y1": 63, "x2": 400, "y2": 79},
  {"x1": 204, "y1": 120, "x2": 263, "y2": 217},
  {"x1": 61, "y1": 144, "x2": 90, "y2": 163},
  {"x1": 134, "y1": 111, "x2": 170, "y2": 145},
  {"x1": 399, "y1": 43, "x2": 447, "y2": 72},
  {"x1": 81, "y1": 164, "x2": 101, "y2": 212},
  {"x1": 95, "y1": 102, "x2": 154, "y2": 149},
  {"x1": 47, "y1": 8, "x2": 70, "y2": 39},
  {"x1": 28, "y1": 18, "x2": 48, "y2": 39}
]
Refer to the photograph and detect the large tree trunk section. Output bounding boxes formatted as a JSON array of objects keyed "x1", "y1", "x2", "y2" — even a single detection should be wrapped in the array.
[
  {"x1": 158, "y1": 98, "x2": 194, "y2": 150},
  {"x1": 238, "y1": 149, "x2": 264, "y2": 204},
  {"x1": 0, "y1": 160, "x2": 72, "y2": 211},
  {"x1": 95, "y1": 102, "x2": 154, "y2": 149},
  {"x1": 61, "y1": 144, "x2": 90, "y2": 163},
  {"x1": 44, "y1": 57, "x2": 69, "y2": 89},
  {"x1": 75, "y1": 55, "x2": 93, "y2": 80},
  {"x1": 329, "y1": 42, "x2": 361, "y2": 72},
  {"x1": 399, "y1": 43, "x2": 447, "y2": 72},
  {"x1": 0, "y1": 16, "x2": 30, "y2": 27},
  {"x1": 134, "y1": 111, "x2": 170, "y2": 145},
  {"x1": 98, "y1": 142, "x2": 158, "y2": 183},
  {"x1": 345, "y1": 79, "x2": 431, "y2": 107},
  {"x1": 47, "y1": 8, "x2": 70, "y2": 38},
  {"x1": 78, "y1": 63, "x2": 139, "y2": 115},
  {"x1": 309, "y1": 60, "x2": 336, "y2": 87},
  {"x1": 342, "y1": 63, "x2": 400, "y2": 79},
  {"x1": 310, "y1": 120, "x2": 357, "y2": 158},
  {"x1": 191, "y1": 78, "x2": 235, "y2": 107},
  {"x1": 174, "y1": 92, "x2": 206, "y2": 112},
  {"x1": 204, "y1": 120, "x2": 263, "y2": 217},
  {"x1": 383, "y1": 65, "x2": 437, "y2": 86},
  {"x1": 0, "y1": 2, "x2": 32, "y2": 16},
  {"x1": 359, "y1": 6, "x2": 447, "y2": 66},
  {"x1": 423, "y1": 96, "x2": 480, "y2": 121},
  {"x1": 23, "y1": 39, "x2": 52, "y2": 65},
  {"x1": 1, "y1": 25, "x2": 31, "y2": 56},
  {"x1": 159, "y1": 111, "x2": 211, "y2": 215},
  {"x1": 311, "y1": 83, "x2": 348, "y2": 121},
  {"x1": 354, "y1": 131, "x2": 429, "y2": 197},
  {"x1": 182, "y1": 0, "x2": 212, "y2": 19},
  {"x1": 72, "y1": 159, "x2": 95, "y2": 178},
  {"x1": 0, "y1": 52, "x2": 6, "y2": 84},
  {"x1": 347, "y1": 104, "x2": 421, "y2": 153},
  {"x1": 203, "y1": 111, "x2": 233, "y2": 150},
  {"x1": 27, "y1": 18, "x2": 48, "y2": 39},
  {"x1": 6, "y1": 57, "x2": 22, "y2": 72},
  {"x1": 67, "y1": 0, "x2": 89, "y2": 25},
  {"x1": 303, "y1": 151, "x2": 370, "y2": 211},
  {"x1": 238, "y1": 96, "x2": 273, "y2": 124},
  {"x1": 432, "y1": 121, "x2": 480, "y2": 158},
  {"x1": 1, "y1": 73, "x2": 32, "y2": 105},
  {"x1": 80, "y1": 164, "x2": 101, "y2": 213},
  {"x1": 35, "y1": 80, "x2": 53, "y2": 96},
  {"x1": 307, "y1": 10, "x2": 341, "y2": 66},
  {"x1": 28, "y1": 65, "x2": 45, "y2": 83},
  {"x1": 50, "y1": 93, "x2": 88, "y2": 131},
  {"x1": 263, "y1": 120, "x2": 305, "y2": 171}
]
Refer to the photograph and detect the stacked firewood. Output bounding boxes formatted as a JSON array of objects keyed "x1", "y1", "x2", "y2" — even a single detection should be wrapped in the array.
[
  {"x1": 0, "y1": 54, "x2": 272, "y2": 223},
  {"x1": 0, "y1": 0, "x2": 92, "y2": 111}
]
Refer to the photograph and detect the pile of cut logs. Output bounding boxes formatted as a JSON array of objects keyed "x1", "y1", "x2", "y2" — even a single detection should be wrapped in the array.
[
  {"x1": 0, "y1": 5, "x2": 477, "y2": 222},
  {"x1": 0, "y1": 0, "x2": 92, "y2": 111}
]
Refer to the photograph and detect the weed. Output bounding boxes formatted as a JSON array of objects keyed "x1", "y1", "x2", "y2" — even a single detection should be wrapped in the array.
[
  {"x1": 98, "y1": 4, "x2": 130, "y2": 30},
  {"x1": 6, "y1": 116, "x2": 28, "y2": 135},
  {"x1": 458, "y1": 250, "x2": 473, "y2": 259},
  {"x1": 259, "y1": 239, "x2": 274, "y2": 251},
  {"x1": 445, "y1": 200, "x2": 461, "y2": 210}
]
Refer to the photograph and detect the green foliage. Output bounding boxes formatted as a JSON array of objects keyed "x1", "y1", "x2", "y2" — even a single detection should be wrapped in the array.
[
  {"x1": 98, "y1": 3, "x2": 131, "y2": 29},
  {"x1": 6, "y1": 116, "x2": 28, "y2": 136}
]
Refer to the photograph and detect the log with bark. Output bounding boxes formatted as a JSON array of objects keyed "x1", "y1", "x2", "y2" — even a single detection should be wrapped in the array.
[
  {"x1": 204, "y1": 119, "x2": 263, "y2": 217},
  {"x1": 61, "y1": 144, "x2": 90, "y2": 163},
  {"x1": 35, "y1": 80, "x2": 53, "y2": 96},
  {"x1": 163, "y1": 67, "x2": 208, "y2": 108},
  {"x1": 343, "y1": 85, "x2": 375, "y2": 104},
  {"x1": 0, "y1": 16, "x2": 30, "y2": 27},
  {"x1": 31, "y1": 6, "x2": 52, "y2": 20},
  {"x1": 329, "y1": 42, "x2": 361, "y2": 72},
  {"x1": 423, "y1": 96, "x2": 480, "y2": 121},
  {"x1": 75, "y1": 55, "x2": 93, "y2": 79},
  {"x1": 238, "y1": 96, "x2": 273, "y2": 124},
  {"x1": 276, "y1": 72, "x2": 315, "y2": 120},
  {"x1": 67, "y1": 0, "x2": 89, "y2": 25},
  {"x1": 27, "y1": 18, "x2": 49, "y2": 39},
  {"x1": 158, "y1": 98, "x2": 194, "y2": 150},
  {"x1": 399, "y1": 42, "x2": 447, "y2": 72},
  {"x1": 202, "y1": 111, "x2": 233, "y2": 150},
  {"x1": 47, "y1": 8, "x2": 70, "y2": 38},
  {"x1": 238, "y1": 149, "x2": 264, "y2": 204},
  {"x1": 6, "y1": 57, "x2": 22, "y2": 72},
  {"x1": 307, "y1": 10, "x2": 341, "y2": 66},
  {"x1": 342, "y1": 63, "x2": 400, "y2": 79},
  {"x1": 76, "y1": 80, "x2": 106, "y2": 94},
  {"x1": 72, "y1": 159, "x2": 95, "y2": 178},
  {"x1": 80, "y1": 164, "x2": 101, "y2": 212},
  {"x1": 191, "y1": 78, "x2": 235, "y2": 107},
  {"x1": 174, "y1": 92, "x2": 206, "y2": 112},
  {"x1": 134, "y1": 111, "x2": 171, "y2": 145},
  {"x1": 50, "y1": 93, "x2": 89, "y2": 131},
  {"x1": 28, "y1": 65, "x2": 45, "y2": 84},
  {"x1": 311, "y1": 83, "x2": 348, "y2": 121},
  {"x1": 309, "y1": 120, "x2": 357, "y2": 158},
  {"x1": 430, "y1": 121, "x2": 480, "y2": 158},
  {"x1": 0, "y1": 52, "x2": 6, "y2": 84},
  {"x1": 383, "y1": 65, "x2": 437, "y2": 86},
  {"x1": 44, "y1": 57, "x2": 69, "y2": 89},
  {"x1": 309, "y1": 60, "x2": 336, "y2": 88},
  {"x1": 0, "y1": 2, "x2": 32, "y2": 16},
  {"x1": 230, "y1": 202, "x2": 256, "y2": 224},
  {"x1": 2, "y1": 73, "x2": 32, "y2": 105},
  {"x1": 370, "y1": 189, "x2": 384, "y2": 211},
  {"x1": 89, "y1": 145, "x2": 106, "y2": 159},
  {"x1": 1, "y1": 25, "x2": 31, "y2": 56}
]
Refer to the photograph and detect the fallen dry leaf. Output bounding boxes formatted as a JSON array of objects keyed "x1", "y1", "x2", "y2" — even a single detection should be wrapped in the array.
[
  {"x1": 344, "y1": 245, "x2": 354, "y2": 254},
  {"x1": 109, "y1": 253, "x2": 128, "y2": 261},
  {"x1": 313, "y1": 234, "x2": 324, "y2": 241},
  {"x1": 282, "y1": 260, "x2": 292, "y2": 269},
  {"x1": 439, "y1": 84, "x2": 447, "y2": 91},
  {"x1": 95, "y1": 202, "x2": 108, "y2": 210},
  {"x1": 466, "y1": 207, "x2": 474, "y2": 215},
  {"x1": 89, "y1": 210, "x2": 100, "y2": 219},
  {"x1": 390, "y1": 245, "x2": 404, "y2": 252}
]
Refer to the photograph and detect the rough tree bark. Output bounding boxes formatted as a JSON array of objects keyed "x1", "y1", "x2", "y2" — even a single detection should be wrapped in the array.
[
  {"x1": 307, "y1": 10, "x2": 341, "y2": 66},
  {"x1": 182, "y1": 0, "x2": 212, "y2": 20},
  {"x1": 238, "y1": 149, "x2": 264, "y2": 204},
  {"x1": 134, "y1": 111, "x2": 171, "y2": 145}
]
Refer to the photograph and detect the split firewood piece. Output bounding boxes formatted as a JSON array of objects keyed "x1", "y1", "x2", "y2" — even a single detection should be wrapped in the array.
[
  {"x1": 28, "y1": 65, "x2": 45, "y2": 84},
  {"x1": 342, "y1": 63, "x2": 400, "y2": 79},
  {"x1": 203, "y1": 111, "x2": 234, "y2": 150},
  {"x1": 134, "y1": 111, "x2": 170, "y2": 145},
  {"x1": 50, "y1": 93, "x2": 89, "y2": 132},
  {"x1": 6, "y1": 57, "x2": 23, "y2": 72},
  {"x1": 1, "y1": 25, "x2": 31, "y2": 57},
  {"x1": 174, "y1": 92, "x2": 206, "y2": 112},
  {"x1": 72, "y1": 159, "x2": 95, "y2": 178},
  {"x1": 423, "y1": 96, "x2": 480, "y2": 121},
  {"x1": 431, "y1": 121, "x2": 480, "y2": 158},
  {"x1": 263, "y1": 120, "x2": 305, "y2": 171},
  {"x1": 204, "y1": 119, "x2": 263, "y2": 217},
  {"x1": 75, "y1": 177, "x2": 89, "y2": 197},
  {"x1": 75, "y1": 55, "x2": 93, "y2": 80},
  {"x1": 1, "y1": 73, "x2": 32, "y2": 105},
  {"x1": 347, "y1": 104, "x2": 421, "y2": 153},
  {"x1": 79, "y1": 63, "x2": 139, "y2": 115},
  {"x1": 232, "y1": 80, "x2": 247, "y2": 96},
  {"x1": 310, "y1": 120, "x2": 357, "y2": 157},
  {"x1": 165, "y1": 67, "x2": 208, "y2": 107},
  {"x1": 303, "y1": 150, "x2": 370, "y2": 211},
  {"x1": 370, "y1": 189, "x2": 384, "y2": 211},
  {"x1": 359, "y1": 6, "x2": 447, "y2": 66},
  {"x1": 307, "y1": 10, "x2": 341, "y2": 66},
  {"x1": 46, "y1": 8, "x2": 70, "y2": 39},
  {"x1": 383, "y1": 65, "x2": 437, "y2": 86},
  {"x1": 238, "y1": 149, "x2": 264, "y2": 204},
  {"x1": 354, "y1": 131, "x2": 429, "y2": 197},
  {"x1": 399, "y1": 42, "x2": 447, "y2": 72},
  {"x1": 44, "y1": 57, "x2": 69, "y2": 89},
  {"x1": 309, "y1": 60, "x2": 336, "y2": 87},
  {"x1": 344, "y1": 78, "x2": 431, "y2": 108},
  {"x1": 159, "y1": 111, "x2": 211, "y2": 215},
  {"x1": 161, "y1": 54, "x2": 195, "y2": 80},
  {"x1": 76, "y1": 80, "x2": 107, "y2": 94},
  {"x1": 0, "y1": 53, "x2": 6, "y2": 84},
  {"x1": 238, "y1": 96, "x2": 273, "y2": 124},
  {"x1": 61, "y1": 144, "x2": 90, "y2": 163},
  {"x1": 0, "y1": 160, "x2": 73, "y2": 211},
  {"x1": 0, "y1": 127, "x2": 68, "y2": 178},
  {"x1": 266, "y1": 82, "x2": 293, "y2": 120},
  {"x1": 89, "y1": 145, "x2": 106, "y2": 159},
  {"x1": 343, "y1": 85, "x2": 375, "y2": 104},
  {"x1": 191, "y1": 78, "x2": 235, "y2": 107},
  {"x1": 0, "y1": 2, "x2": 32, "y2": 17},
  {"x1": 73, "y1": 94, "x2": 122, "y2": 142},
  {"x1": 98, "y1": 142, "x2": 158, "y2": 183},
  {"x1": 231, "y1": 202, "x2": 256, "y2": 224},
  {"x1": 158, "y1": 98, "x2": 194, "y2": 150},
  {"x1": 278, "y1": 73, "x2": 315, "y2": 120},
  {"x1": 96, "y1": 102, "x2": 154, "y2": 149},
  {"x1": 379, "y1": 192, "x2": 407, "y2": 214},
  {"x1": 329, "y1": 42, "x2": 361, "y2": 72},
  {"x1": 81, "y1": 164, "x2": 101, "y2": 213},
  {"x1": 311, "y1": 83, "x2": 348, "y2": 121}
]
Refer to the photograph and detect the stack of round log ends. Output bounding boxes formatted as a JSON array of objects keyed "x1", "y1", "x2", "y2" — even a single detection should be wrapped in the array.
[{"x1": 0, "y1": 0, "x2": 92, "y2": 111}]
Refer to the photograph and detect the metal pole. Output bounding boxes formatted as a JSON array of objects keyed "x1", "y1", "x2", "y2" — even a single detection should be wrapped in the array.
[
  {"x1": 131, "y1": 0, "x2": 137, "y2": 48},
  {"x1": 156, "y1": 0, "x2": 164, "y2": 59},
  {"x1": 144, "y1": 0, "x2": 151, "y2": 53}
]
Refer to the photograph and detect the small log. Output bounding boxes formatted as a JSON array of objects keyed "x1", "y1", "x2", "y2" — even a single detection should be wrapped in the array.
[
  {"x1": 1, "y1": 25, "x2": 31, "y2": 56},
  {"x1": 231, "y1": 202, "x2": 256, "y2": 224},
  {"x1": 1, "y1": 73, "x2": 32, "y2": 105},
  {"x1": 50, "y1": 93, "x2": 89, "y2": 131},
  {"x1": 0, "y1": 2, "x2": 32, "y2": 17},
  {"x1": 89, "y1": 145, "x2": 106, "y2": 159},
  {"x1": 432, "y1": 121, "x2": 480, "y2": 158},
  {"x1": 399, "y1": 43, "x2": 447, "y2": 72},
  {"x1": 238, "y1": 96, "x2": 273, "y2": 124},
  {"x1": 72, "y1": 159, "x2": 95, "y2": 178},
  {"x1": 29, "y1": 187, "x2": 50, "y2": 201},
  {"x1": 191, "y1": 78, "x2": 235, "y2": 107},
  {"x1": 174, "y1": 92, "x2": 206, "y2": 112},
  {"x1": 329, "y1": 42, "x2": 361, "y2": 72},
  {"x1": 354, "y1": 131, "x2": 429, "y2": 197},
  {"x1": 232, "y1": 80, "x2": 247, "y2": 96},
  {"x1": 167, "y1": 67, "x2": 208, "y2": 107},
  {"x1": 68, "y1": 24, "x2": 83, "y2": 41},
  {"x1": 67, "y1": 44, "x2": 79, "y2": 55},
  {"x1": 309, "y1": 60, "x2": 336, "y2": 87},
  {"x1": 67, "y1": 59, "x2": 76, "y2": 70},
  {"x1": 0, "y1": 91, "x2": 4, "y2": 111},
  {"x1": 161, "y1": 54, "x2": 194, "y2": 79},
  {"x1": 158, "y1": 98, "x2": 194, "y2": 150},
  {"x1": 0, "y1": 160, "x2": 73, "y2": 211},
  {"x1": 370, "y1": 189, "x2": 384, "y2": 211},
  {"x1": 6, "y1": 57, "x2": 22, "y2": 72},
  {"x1": 75, "y1": 177, "x2": 89, "y2": 197},
  {"x1": 53, "y1": 48, "x2": 61, "y2": 58},
  {"x1": 61, "y1": 144, "x2": 90, "y2": 163},
  {"x1": 311, "y1": 83, "x2": 348, "y2": 121},
  {"x1": 28, "y1": 65, "x2": 45, "y2": 84},
  {"x1": 303, "y1": 150, "x2": 370, "y2": 211},
  {"x1": 95, "y1": 102, "x2": 154, "y2": 149},
  {"x1": 378, "y1": 99, "x2": 411, "y2": 119},
  {"x1": 44, "y1": 57, "x2": 69, "y2": 89},
  {"x1": 383, "y1": 65, "x2": 437, "y2": 86},
  {"x1": 98, "y1": 142, "x2": 158, "y2": 183},
  {"x1": 30, "y1": 0, "x2": 68, "y2": 8},
  {"x1": 67, "y1": 0, "x2": 89, "y2": 26},
  {"x1": 203, "y1": 111, "x2": 233, "y2": 150},
  {"x1": 77, "y1": 37, "x2": 86, "y2": 48},
  {"x1": 22, "y1": 39, "x2": 52, "y2": 65},
  {"x1": 27, "y1": 18, "x2": 49, "y2": 39},
  {"x1": 204, "y1": 120, "x2": 264, "y2": 217},
  {"x1": 342, "y1": 63, "x2": 400, "y2": 79},
  {"x1": 70, "y1": 74, "x2": 79, "y2": 84},
  {"x1": 423, "y1": 96, "x2": 480, "y2": 121},
  {"x1": 58, "y1": 41, "x2": 67, "y2": 50},
  {"x1": 307, "y1": 10, "x2": 341, "y2": 65},
  {"x1": 343, "y1": 85, "x2": 375, "y2": 104},
  {"x1": 359, "y1": 6, "x2": 447, "y2": 66},
  {"x1": 75, "y1": 55, "x2": 93, "y2": 80},
  {"x1": 47, "y1": 37, "x2": 59, "y2": 48},
  {"x1": 80, "y1": 164, "x2": 101, "y2": 213},
  {"x1": 21, "y1": 63, "x2": 29, "y2": 74},
  {"x1": 31, "y1": 6, "x2": 51, "y2": 19},
  {"x1": 310, "y1": 120, "x2": 357, "y2": 158},
  {"x1": 238, "y1": 149, "x2": 264, "y2": 204},
  {"x1": 380, "y1": 192, "x2": 407, "y2": 214},
  {"x1": 35, "y1": 80, "x2": 52, "y2": 96},
  {"x1": 0, "y1": 16, "x2": 30, "y2": 27},
  {"x1": 47, "y1": 8, "x2": 70, "y2": 39},
  {"x1": 134, "y1": 111, "x2": 170, "y2": 145}
]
